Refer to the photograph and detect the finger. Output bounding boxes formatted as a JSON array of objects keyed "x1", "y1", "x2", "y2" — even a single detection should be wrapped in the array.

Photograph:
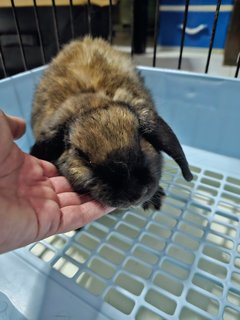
[
  {"x1": 40, "y1": 160, "x2": 59, "y2": 177},
  {"x1": 50, "y1": 176, "x2": 74, "y2": 193},
  {"x1": 57, "y1": 192, "x2": 93, "y2": 207},
  {"x1": 4, "y1": 113, "x2": 26, "y2": 139},
  {"x1": 58, "y1": 201, "x2": 115, "y2": 233}
]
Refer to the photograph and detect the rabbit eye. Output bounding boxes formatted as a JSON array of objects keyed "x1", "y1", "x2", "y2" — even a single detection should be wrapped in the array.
[{"x1": 75, "y1": 148, "x2": 91, "y2": 164}]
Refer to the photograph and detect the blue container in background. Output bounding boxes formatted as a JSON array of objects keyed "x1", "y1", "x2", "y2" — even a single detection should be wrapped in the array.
[{"x1": 158, "y1": 4, "x2": 233, "y2": 48}]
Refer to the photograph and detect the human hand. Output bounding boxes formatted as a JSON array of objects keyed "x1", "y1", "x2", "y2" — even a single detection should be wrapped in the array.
[{"x1": 0, "y1": 111, "x2": 114, "y2": 253}]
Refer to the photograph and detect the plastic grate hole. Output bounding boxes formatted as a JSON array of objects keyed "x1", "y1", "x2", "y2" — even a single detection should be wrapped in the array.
[
  {"x1": 140, "y1": 234, "x2": 166, "y2": 251},
  {"x1": 192, "y1": 274, "x2": 223, "y2": 297},
  {"x1": 88, "y1": 258, "x2": 115, "y2": 279},
  {"x1": 64, "y1": 231, "x2": 76, "y2": 237},
  {"x1": 197, "y1": 185, "x2": 218, "y2": 197},
  {"x1": 180, "y1": 307, "x2": 210, "y2": 320},
  {"x1": 53, "y1": 258, "x2": 78, "y2": 278},
  {"x1": 183, "y1": 211, "x2": 208, "y2": 227},
  {"x1": 221, "y1": 193, "x2": 240, "y2": 206},
  {"x1": 165, "y1": 197, "x2": 187, "y2": 209},
  {"x1": 169, "y1": 185, "x2": 191, "y2": 200},
  {"x1": 189, "y1": 165, "x2": 201, "y2": 174},
  {"x1": 217, "y1": 201, "x2": 240, "y2": 215},
  {"x1": 30, "y1": 243, "x2": 55, "y2": 262},
  {"x1": 227, "y1": 289, "x2": 240, "y2": 307},
  {"x1": 87, "y1": 225, "x2": 108, "y2": 239},
  {"x1": 162, "y1": 172, "x2": 174, "y2": 183},
  {"x1": 186, "y1": 289, "x2": 219, "y2": 316},
  {"x1": 107, "y1": 234, "x2": 132, "y2": 251},
  {"x1": 202, "y1": 245, "x2": 231, "y2": 264},
  {"x1": 167, "y1": 245, "x2": 195, "y2": 265},
  {"x1": 105, "y1": 288, "x2": 135, "y2": 315},
  {"x1": 147, "y1": 223, "x2": 172, "y2": 239},
  {"x1": 154, "y1": 212, "x2": 177, "y2": 228},
  {"x1": 44, "y1": 235, "x2": 66, "y2": 249},
  {"x1": 223, "y1": 307, "x2": 240, "y2": 320},
  {"x1": 214, "y1": 211, "x2": 239, "y2": 226},
  {"x1": 198, "y1": 258, "x2": 227, "y2": 279},
  {"x1": 161, "y1": 203, "x2": 182, "y2": 218},
  {"x1": 133, "y1": 245, "x2": 159, "y2": 265},
  {"x1": 224, "y1": 184, "x2": 240, "y2": 196},
  {"x1": 76, "y1": 272, "x2": 106, "y2": 296},
  {"x1": 136, "y1": 307, "x2": 165, "y2": 320},
  {"x1": 75, "y1": 233, "x2": 100, "y2": 250},
  {"x1": 179, "y1": 221, "x2": 204, "y2": 239},
  {"x1": 206, "y1": 232, "x2": 233, "y2": 250},
  {"x1": 123, "y1": 213, "x2": 147, "y2": 228},
  {"x1": 235, "y1": 258, "x2": 240, "y2": 269},
  {"x1": 116, "y1": 223, "x2": 140, "y2": 239},
  {"x1": 65, "y1": 246, "x2": 89, "y2": 264},
  {"x1": 173, "y1": 232, "x2": 200, "y2": 251},
  {"x1": 226, "y1": 177, "x2": 240, "y2": 186},
  {"x1": 161, "y1": 259, "x2": 190, "y2": 280},
  {"x1": 204, "y1": 170, "x2": 223, "y2": 180},
  {"x1": 192, "y1": 193, "x2": 215, "y2": 206},
  {"x1": 210, "y1": 222, "x2": 236, "y2": 238},
  {"x1": 175, "y1": 177, "x2": 195, "y2": 189},
  {"x1": 201, "y1": 177, "x2": 221, "y2": 189},
  {"x1": 164, "y1": 161, "x2": 178, "y2": 174},
  {"x1": 115, "y1": 273, "x2": 144, "y2": 295},
  {"x1": 99, "y1": 245, "x2": 125, "y2": 265},
  {"x1": 124, "y1": 258, "x2": 152, "y2": 279},
  {"x1": 188, "y1": 203, "x2": 212, "y2": 217},
  {"x1": 153, "y1": 272, "x2": 183, "y2": 296},
  {"x1": 145, "y1": 288, "x2": 177, "y2": 315},
  {"x1": 97, "y1": 215, "x2": 117, "y2": 228},
  {"x1": 231, "y1": 272, "x2": 240, "y2": 289}
]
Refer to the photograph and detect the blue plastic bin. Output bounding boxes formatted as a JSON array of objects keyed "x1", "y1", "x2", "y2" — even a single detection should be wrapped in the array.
[{"x1": 0, "y1": 66, "x2": 240, "y2": 320}]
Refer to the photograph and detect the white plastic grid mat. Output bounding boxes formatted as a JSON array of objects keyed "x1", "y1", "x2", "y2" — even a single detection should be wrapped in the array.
[{"x1": 27, "y1": 150, "x2": 240, "y2": 320}]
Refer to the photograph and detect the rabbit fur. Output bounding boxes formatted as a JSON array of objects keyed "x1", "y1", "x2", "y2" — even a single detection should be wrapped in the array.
[{"x1": 31, "y1": 37, "x2": 193, "y2": 209}]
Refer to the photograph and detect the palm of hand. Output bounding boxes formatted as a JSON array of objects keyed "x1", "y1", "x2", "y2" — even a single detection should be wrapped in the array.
[{"x1": 0, "y1": 113, "x2": 113, "y2": 253}]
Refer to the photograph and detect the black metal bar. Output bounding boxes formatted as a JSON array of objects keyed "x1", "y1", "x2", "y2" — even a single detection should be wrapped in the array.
[
  {"x1": 178, "y1": 0, "x2": 190, "y2": 70},
  {"x1": 153, "y1": 0, "x2": 160, "y2": 67},
  {"x1": 51, "y1": 0, "x2": 60, "y2": 51},
  {"x1": 69, "y1": 0, "x2": 75, "y2": 39},
  {"x1": 87, "y1": 0, "x2": 92, "y2": 35},
  {"x1": 205, "y1": 0, "x2": 222, "y2": 73},
  {"x1": 10, "y1": 0, "x2": 28, "y2": 70},
  {"x1": 33, "y1": 0, "x2": 46, "y2": 65},
  {"x1": 108, "y1": 0, "x2": 113, "y2": 43},
  {"x1": 0, "y1": 47, "x2": 7, "y2": 78},
  {"x1": 235, "y1": 52, "x2": 240, "y2": 78},
  {"x1": 131, "y1": 0, "x2": 135, "y2": 56}
]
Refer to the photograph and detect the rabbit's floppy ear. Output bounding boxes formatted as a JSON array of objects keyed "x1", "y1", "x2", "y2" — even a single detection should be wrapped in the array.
[
  {"x1": 141, "y1": 116, "x2": 193, "y2": 182},
  {"x1": 30, "y1": 122, "x2": 69, "y2": 163}
]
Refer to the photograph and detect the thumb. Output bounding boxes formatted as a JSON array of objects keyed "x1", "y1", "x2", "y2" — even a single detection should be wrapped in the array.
[{"x1": 0, "y1": 111, "x2": 26, "y2": 139}]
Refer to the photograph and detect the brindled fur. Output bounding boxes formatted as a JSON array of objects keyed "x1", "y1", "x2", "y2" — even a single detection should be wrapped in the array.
[{"x1": 31, "y1": 37, "x2": 193, "y2": 209}]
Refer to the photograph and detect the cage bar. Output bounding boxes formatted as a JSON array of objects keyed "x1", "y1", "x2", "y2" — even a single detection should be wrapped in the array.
[
  {"x1": 0, "y1": 47, "x2": 7, "y2": 78},
  {"x1": 235, "y1": 52, "x2": 240, "y2": 78},
  {"x1": 51, "y1": 0, "x2": 61, "y2": 51},
  {"x1": 178, "y1": 0, "x2": 190, "y2": 70},
  {"x1": 108, "y1": 0, "x2": 113, "y2": 44},
  {"x1": 69, "y1": 0, "x2": 75, "y2": 39},
  {"x1": 33, "y1": 0, "x2": 46, "y2": 65},
  {"x1": 205, "y1": 0, "x2": 222, "y2": 74},
  {"x1": 152, "y1": 0, "x2": 160, "y2": 67},
  {"x1": 10, "y1": 0, "x2": 28, "y2": 71},
  {"x1": 87, "y1": 0, "x2": 92, "y2": 35}
]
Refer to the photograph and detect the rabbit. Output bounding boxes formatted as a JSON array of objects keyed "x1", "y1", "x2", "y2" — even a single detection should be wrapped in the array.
[{"x1": 30, "y1": 36, "x2": 193, "y2": 210}]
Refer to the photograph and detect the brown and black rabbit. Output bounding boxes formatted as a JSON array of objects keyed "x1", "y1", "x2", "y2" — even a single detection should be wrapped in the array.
[{"x1": 31, "y1": 37, "x2": 193, "y2": 210}]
